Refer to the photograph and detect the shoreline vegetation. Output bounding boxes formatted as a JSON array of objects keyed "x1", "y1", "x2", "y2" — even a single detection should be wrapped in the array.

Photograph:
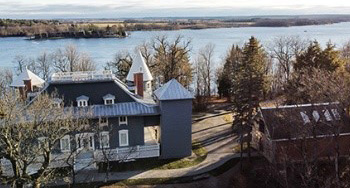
[{"x1": 1, "y1": 15, "x2": 350, "y2": 40}]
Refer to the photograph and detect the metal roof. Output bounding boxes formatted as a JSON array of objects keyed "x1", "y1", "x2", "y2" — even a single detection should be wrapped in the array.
[
  {"x1": 103, "y1": 94, "x2": 115, "y2": 100},
  {"x1": 154, "y1": 79, "x2": 194, "y2": 101},
  {"x1": 71, "y1": 102, "x2": 159, "y2": 118},
  {"x1": 10, "y1": 68, "x2": 45, "y2": 87},
  {"x1": 76, "y1": 95, "x2": 89, "y2": 101},
  {"x1": 126, "y1": 51, "x2": 153, "y2": 82},
  {"x1": 260, "y1": 103, "x2": 350, "y2": 140}
]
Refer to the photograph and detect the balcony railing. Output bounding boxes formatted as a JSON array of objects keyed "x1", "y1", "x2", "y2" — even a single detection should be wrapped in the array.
[{"x1": 50, "y1": 70, "x2": 114, "y2": 83}]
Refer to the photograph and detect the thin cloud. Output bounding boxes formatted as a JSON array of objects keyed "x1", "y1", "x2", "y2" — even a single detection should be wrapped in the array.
[{"x1": 0, "y1": 1, "x2": 350, "y2": 18}]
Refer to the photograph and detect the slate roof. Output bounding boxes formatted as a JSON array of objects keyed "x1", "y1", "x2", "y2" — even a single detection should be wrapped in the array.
[
  {"x1": 154, "y1": 79, "x2": 194, "y2": 101},
  {"x1": 10, "y1": 68, "x2": 45, "y2": 87},
  {"x1": 71, "y1": 102, "x2": 159, "y2": 118},
  {"x1": 260, "y1": 103, "x2": 350, "y2": 140},
  {"x1": 126, "y1": 51, "x2": 153, "y2": 82}
]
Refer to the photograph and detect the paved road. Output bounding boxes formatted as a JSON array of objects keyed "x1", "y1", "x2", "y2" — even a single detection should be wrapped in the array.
[{"x1": 192, "y1": 111, "x2": 237, "y2": 154}]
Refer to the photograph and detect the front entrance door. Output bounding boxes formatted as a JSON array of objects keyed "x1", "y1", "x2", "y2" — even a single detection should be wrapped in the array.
[{"x1": 76, "y1": 133, "x2": 95, "y2": 151}]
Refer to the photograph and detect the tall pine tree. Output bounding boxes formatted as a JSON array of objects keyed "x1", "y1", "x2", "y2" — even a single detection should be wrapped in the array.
[
  {"x1": 285, "y1": 41, "x2": 344, "y2": 104},
  {"x1": 231, "y1": 37, "x2": 267, "y2": 162}
]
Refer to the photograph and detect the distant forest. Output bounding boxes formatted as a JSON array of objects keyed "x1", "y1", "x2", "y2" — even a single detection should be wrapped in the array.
[
  {"x1": 1, "y1": 15, "x2": 350, "y2": 39},
  {"x1": 0, "y1": 19, "x2": 127, "y2": 39}
]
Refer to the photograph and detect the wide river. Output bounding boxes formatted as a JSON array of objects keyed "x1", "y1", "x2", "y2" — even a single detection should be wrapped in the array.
[{"x1": 1, "y1": 22, "x2": 350, "y2": 69}]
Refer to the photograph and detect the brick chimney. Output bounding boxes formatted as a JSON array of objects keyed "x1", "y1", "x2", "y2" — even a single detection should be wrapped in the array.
[
  {"x1": 24, "y1": 79, "x2": 32, "y2": 93},
  {"x1": 134, "y1": 73, "x2": 144, "y2": 97}
]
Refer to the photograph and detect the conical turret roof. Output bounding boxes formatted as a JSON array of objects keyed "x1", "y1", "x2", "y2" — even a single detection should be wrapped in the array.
[
  {"x1": 126, "y1": 51, "x2": 153, "y2": 82},
  {"x1": 10, "y1": 68, "x2": 45, "y2": 87}
]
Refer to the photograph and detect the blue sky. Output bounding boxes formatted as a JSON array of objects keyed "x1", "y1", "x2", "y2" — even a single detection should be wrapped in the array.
[{"x1": 1, "y1": 0, "x2": 350, "y2": 19}]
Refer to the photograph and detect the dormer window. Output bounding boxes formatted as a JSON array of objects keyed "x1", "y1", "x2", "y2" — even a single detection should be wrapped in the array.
[
  {"x1": 300, "y1": 111, "x2": 310, "y2": 124},
  {"x1": 103, "y1": 94, "x2": 115, "y2": 105},
  {"x1": 77, "y1": 95, "x2": 89, "y2": 107},
  {"x1": 323, "y1": 109, "x2": 333, "y2": 121},
  {"x1": 331, "y1": 109, "x2": 341, "y2": 120},
  {"x1": 312, "y1": 110, "x2": 320, "y2": 122}
]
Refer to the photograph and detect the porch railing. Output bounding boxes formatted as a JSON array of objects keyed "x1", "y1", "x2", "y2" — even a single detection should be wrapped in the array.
[
  {"x1": 94, "y1": 144, "x2": 160, "y2": 162},
  {"x1": 1, "y1": 144, "x2": 160, "y2": 175}
]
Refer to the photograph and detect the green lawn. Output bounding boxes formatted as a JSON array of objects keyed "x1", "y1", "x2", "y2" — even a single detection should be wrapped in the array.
[{"x1": 98, "y1": 141, "x2": 208, "y2": 172}]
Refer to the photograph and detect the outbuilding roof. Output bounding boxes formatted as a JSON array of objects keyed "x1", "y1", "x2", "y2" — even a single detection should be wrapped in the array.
[
  {"x1": 10, "y1": 68, "x2": 45, "y2": 87},
  {"x1": 154, "y1": 79, "x2": 194, "y2": 101},
  {"x1": 71, "y1": 102, "x2": 159, "y2": 117},
  {"x1": 126, "y1": 51, "x2": 153, "y2": 82},
  {"x1": 260, "y1": 103, "x2": 350, "y2": 140}
]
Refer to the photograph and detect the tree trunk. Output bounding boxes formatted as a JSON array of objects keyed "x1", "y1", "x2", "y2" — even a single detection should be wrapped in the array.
[
  {"x1": 33, "y1": 181, "x2": 41, "y2": 188},
  {"x1": 335, "y1": 135, "x2": 340, "y2": 187},
  {"x1": 240, "y1": 137, "x2": 243, "y2": 170}
]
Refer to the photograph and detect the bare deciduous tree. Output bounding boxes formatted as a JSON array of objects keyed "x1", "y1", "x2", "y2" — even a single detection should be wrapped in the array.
[
  {"x1": 197, "y1": 43, "x2": 215, "y2": 96},
  {"x1": 51, "y1": 45, "x2": 97, "y2": 73},
  {"x1": 0, "y1": 69, "x2": 13, "y2": 95},
  {"x1": 269, "y1": 36, "x2": 307, "y2": 84},
  {"x1": 0, "y1": 91, "x2": 85, "y2": 188},
  {"x1": 105, "y1": 50, "x2": 133, "y2": 82},
  {"x1": 75, "y1": 52, "x2": 96, "y2": 72},
  {"x1": 65, "y1": 45, "x2": 80, "y2": 72},
  {"x1": 12, "y1": 55, "x2": 37, "y2": 76},
  {"x1": 151, "y1": 35, "x2": 192, "y2": 87},
  {"x1": 36, "y1": 51, "x2": 52, "y2": 80}
]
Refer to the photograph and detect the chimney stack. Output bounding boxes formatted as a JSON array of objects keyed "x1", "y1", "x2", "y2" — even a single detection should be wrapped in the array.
[
  {"x1": 134, "y1": 73, "x2": 144, "y2": 97},
  {"x1": 24, "y1": 79, "x2": 32, "y2": 93}
]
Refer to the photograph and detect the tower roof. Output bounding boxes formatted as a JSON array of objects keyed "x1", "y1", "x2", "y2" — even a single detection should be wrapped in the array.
[
  {"x1": 126, "y1": 51, "x2": 153, "y2": 82},
  {"x1": 154, "y1": 79, "x2": 194, "y2": 101},
  {"x1": 10, "y1": 68, "x2": 45, "y2": 87}
]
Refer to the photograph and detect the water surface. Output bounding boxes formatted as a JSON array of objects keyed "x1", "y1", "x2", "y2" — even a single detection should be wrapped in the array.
[{"x1": 1, "y1": 22, "x2": 350, "y2": 69}]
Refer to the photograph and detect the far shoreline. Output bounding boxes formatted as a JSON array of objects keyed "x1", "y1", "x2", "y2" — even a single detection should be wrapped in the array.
[{"x1": 1, "y1": 20, "x2": 349, "y2": 40}]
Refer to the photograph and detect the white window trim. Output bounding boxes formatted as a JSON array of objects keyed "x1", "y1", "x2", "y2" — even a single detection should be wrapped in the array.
[
  {"x1": 104, "y1": 98, "x2": 115, "y2": 105},
  {"x1": 75, "y1": 133, "x2": 95, "y2": 151},
  {"x1": 77, "y1": 100, "x2": 88, "y2": 107},
  {"x1": 99, "y1": 131, "x2": 110, "y2": 149},
  {"x1": 119, "y1": 130, "x2": 129, "y2": 147},
  {"x1": 60, "y1": 135, "x2": 71, "y2": 152},
  {"x1": 119, "y1": 116, "x2": 128, "y2": 125}
]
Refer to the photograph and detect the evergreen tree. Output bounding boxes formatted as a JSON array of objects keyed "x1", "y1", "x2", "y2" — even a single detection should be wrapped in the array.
[
  {"x1": 295, "y1": 41, "x2": 343, "y2": 73},
  {"x1": 217, "y1": 45, "x2": 242, "y2": 99},
  {"x1": 294, "y1": 40, "x2": 322, "y2": 72},
  {"x1": 231, "y1": 37, "x2": 267, "y2": 161},
  {"x1": 285, "y1": 41, "x2": 344, "y2": 104},
  {"x1": 320, "y1": 42, "x2": 344, "y2": 71}
]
